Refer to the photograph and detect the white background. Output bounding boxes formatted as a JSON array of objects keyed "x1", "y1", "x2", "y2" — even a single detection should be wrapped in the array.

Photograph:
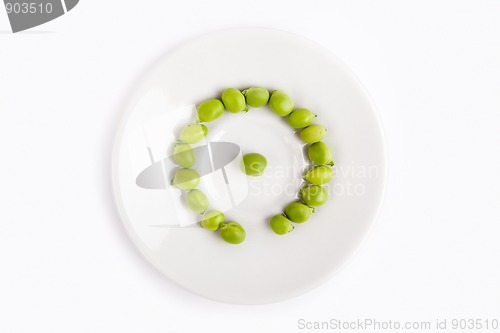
[{"x1": 1, "y1": 1, "x2": 499, "y2": 332}]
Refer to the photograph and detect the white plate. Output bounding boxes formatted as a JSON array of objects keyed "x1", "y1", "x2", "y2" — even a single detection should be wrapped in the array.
[{"x1": 112, "y1": 28, "x2": 387, "y2": 304}]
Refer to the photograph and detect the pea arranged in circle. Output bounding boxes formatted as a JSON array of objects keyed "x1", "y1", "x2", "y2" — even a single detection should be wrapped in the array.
[
  {"x1": 242, "y1": 87, "x2": 269, "y2": 107},
  {"x1": 220, "y1": 222, "x2": 246, "y2": 244},
  {"x1": 304, "y1": 165, "x2": 333, "y2": 185},
  {"x1": 197, "y1": 99, "x2": 225, "y2": 122},
  {"x1": 300, "y1": 125, "x2": 327, "y2": 143},
  {"x1": 172, "y1": 168, "x2": 200, "y2": 190},
  {"x1": 270, "y1": 215, "x2": 294, "y2": 235},
  {"x1": 300, "y1": 185, "x2": 329, "y2": 207},
  {"x1": 308, "y1": 141, "x2": 334, "y2": 166},
  {"x1": 173, "y1": 143, "x2": 196, "y2": 168},
  {"x1": 284, "y1": 202, "x2": 314, "y2": 224},
  {"x1": 179, "y1": 124, "x2": 208, "y2": 144},
  {"x1": 200, "y1": 210, "x2": 225, "y2": 231},
  {"x1": 222, "y1": 88, "x2": 247, "y2": 113},
  {"x1": 170, "y1": 87, "x2": 335, "y2": 243},
  {"x1": 186, "y1": 189, "x2": 209, "y2": 214},
  {"x1": 269, "y1": 90, "x2": 294, "y2": 116},
  {"x1": 288, "y1": 108, "x2": 316, "y2": 129}
]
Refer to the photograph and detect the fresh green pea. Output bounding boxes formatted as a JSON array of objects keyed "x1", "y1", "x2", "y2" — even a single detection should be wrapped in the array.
[
  {"x1": 173, "y1": 143, "x2": 195, "y2": 168},
  {"x1": 240, "y1": 153, "x2": 267, "y2": 176},
  {"x1": 287, "y1": 108, "x2": 316, "y2": 128},
  {"x1": 200, "y1": 210, "x2": 224, "y2": 231},
  {"x1": 172, "y1": 168, "x2": 200, "y2": 190},
  {"x1": 222, "y1": 88, "x2": 247, "y2": 113},
  {"x1": 270, "y1": 215, "x2": 294, "y2": 235},
  {"x1": 242, "y1": 87, "x2": 269, "y2": 107},
  {"x1": 179, "y1": 124, "x2": 208, "y2": 144},
  {"x1": 197, "y1": 99, "x2": 225, "y2": 122},
  {"x1": 303, "y1": 166, "x2": 333, "y2": 185},
  {"x1": 308, "y1": 142, "x2": 334, "y2": 166},
  {"x1": 284, "y1": 202, "x2": 314, "y2": 223},
  {"x1": 299, "y1": 125, "x2": 327, "y2": 143},
  {"x1": 269, "y1": 90, "x2": 294, "y2": 116},
  {"x1": 300, "y1": 185, "x2": 329, "y2": 207},
  {"x1": 186, "y1": 189, "x2": 209, "y2": 214},
  {"x1": 219, "y1": 222, "x2": 246, "y2": 244}
]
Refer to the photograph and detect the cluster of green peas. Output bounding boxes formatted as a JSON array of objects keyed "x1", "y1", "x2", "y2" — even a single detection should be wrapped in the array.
[
  {"x1": 171, "y1": 86, "x2": 334, "y2": 244},
  {"x1": 170, "y1": 121, "x2": 246, "y2": 245}
]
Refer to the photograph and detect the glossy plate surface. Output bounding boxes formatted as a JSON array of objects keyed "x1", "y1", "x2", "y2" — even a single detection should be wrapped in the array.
[{"x1": 112, "y1": 28, "x2": 387, "y2": 304}]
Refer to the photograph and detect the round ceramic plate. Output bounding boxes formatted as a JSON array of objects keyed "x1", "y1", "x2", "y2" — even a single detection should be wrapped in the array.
[{"x1": 112, "y1": 28, "x2": 387, "y2": 304}]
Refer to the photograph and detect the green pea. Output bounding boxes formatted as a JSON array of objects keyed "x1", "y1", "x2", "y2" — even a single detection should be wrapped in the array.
[
  {"x1": 197, "y1": 99, "x2": 224, "y2": 122},
  {"x1": 270, "y1": 215, "x2": 294, "y2": 235},
  {"x1": 300, "y1": 185, "x2": 329, "y2": 207},
  {"x1": 303, "y1": 166, "x2": 333, "y2": 185},
  {"x1": 269, "y1": 90, "x2": 294, "y2": 116},
  {"x1": 172, "y1": 168, "x2": 200, "y2": 190},
  {"x1": 240, "y1": 153, "x2": 267, "y2": 176},
  {"x1": 222, "y1": 88, "x2": 247, "y2": 113},
  {"x1": 186, "y1": 189, "x2": 209, "y2": 214},
  {"x1": 284, "y1": 202, "x2": 314, "y2": 223},
  {"x1": 200, "y1": 210, "x2": 224, "y2": 231},
  {"x1": 173, "y1": 143, "x2": 195, "y2": 168},
  {"x1": 179, "y1": 124, "x2": 208, "y2": 144},
  {"x1": 242, "y1": 87, "x2": 269, "y2": 107},
  {"x1": 219, "y1": 222, "x2": 246, "y2": 244},
  {"x1": 308, "y1": 142, "x2": 334, "y2": 166},
  {"x1": 299, "y1": 125, "x2": 327, "y2": 143},
  {"x1": 287, "y1": 108, "x2": 317, "y2": 128}
]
